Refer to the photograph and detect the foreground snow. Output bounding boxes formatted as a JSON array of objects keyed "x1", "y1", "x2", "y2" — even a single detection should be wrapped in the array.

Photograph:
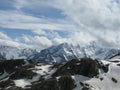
[
  {"x1": 14, "y1": 79, "x2": 31, "y2": 88},
  {"x1": 73, "y1": 59, "x2": 120, "y2": 90}
]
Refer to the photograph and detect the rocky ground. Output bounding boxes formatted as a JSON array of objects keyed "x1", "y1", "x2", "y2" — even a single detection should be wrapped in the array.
[{"x1": 0, "y1": 57, "x2": 120, "y2": 90}]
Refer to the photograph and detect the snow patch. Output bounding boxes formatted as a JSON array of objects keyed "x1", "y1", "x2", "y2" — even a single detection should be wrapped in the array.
[{"x1": 14, "y1": 79, "x2": 31, "y2": 88}]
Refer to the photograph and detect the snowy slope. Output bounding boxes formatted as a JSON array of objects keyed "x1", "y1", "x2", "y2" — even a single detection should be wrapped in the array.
[
  {"x1": 73, "y1": 60, "x2": 120, "y2": 90},
  {"x1": 87, "y1": 63, "x2": 120, "y2": 90},
  {"x1": 72, "y1": 55, "x2": 120, "y2": 90}
]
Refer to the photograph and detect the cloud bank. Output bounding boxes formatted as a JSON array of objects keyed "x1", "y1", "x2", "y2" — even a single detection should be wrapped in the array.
[{"x1": 0, "y1": 0, "x2": 120, "y2": 50}]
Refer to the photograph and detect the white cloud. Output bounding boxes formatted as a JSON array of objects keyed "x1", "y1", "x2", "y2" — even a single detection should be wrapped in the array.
[
  {"x1": 0, "y1": 39, "x2": 19, "y2": 47},
  {"x1": 0, "y1": 32, "x2": 31, "y2": 48},
  {"x1": 68, "y1": 31, "x2": 97, "y2": 45},
  {"x1": 34, "y1": 36, "x2": 53, "y2": 47},
  {"x1": 20, "y1": 33, "x2": 71, "y2": 50},
  {"x1": 13, "y1": 0, "x2": 28, "y2": 10},
  {"x1": 22, "y1": 35, "x2": 31, "y2": 43},
  {"x1": 0, "y1": 32, "x2": 11, "y2": 40},
  {"x1": 12, "y1": 0, "x2": 120, "y2": 32},
  {"x1": 0, "y1": 0, "x2": 120, "y2": 49},
  {"x1": 0, "y1": 10, "x2": 76, "y2": 35},
  {"x1": 51, "y1": 0, "x2": 120, "y2": 47},
  {"x1": 32, "y1": 29, "x2": 46, "y2": 35},
  {"x1": 55, "y1": 0, "x2": 120, "y2": 31},
  {"x1": 21, "y1": 35, "x2": 53, "y2": 50},
  {"x1": 53, "y1": 38, "x2": 67, "y2": 44},
  {"x1": 13, "y1": 0, "x2": 54, "y2": 10}
]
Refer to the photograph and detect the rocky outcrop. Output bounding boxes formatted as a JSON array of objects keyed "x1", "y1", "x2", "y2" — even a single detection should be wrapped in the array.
[
  {"x1": 29, "y1": 78, "x2": 59, "y2": 90},
  {"x1": 0, "y1": 59, "x2": 26, "y2": 75},
  {"x1": 0, "y1": 58, "x2": 110, "y2": 90},
  {"x1": 58, "y1": 75, "x2": 76, "y2": 90},
  {"x1": 26, "y1": 75, "x2": 75, "y2": 90},
  {"x1": 52, "y1": 58, "x2": 100, "y2": 77}
]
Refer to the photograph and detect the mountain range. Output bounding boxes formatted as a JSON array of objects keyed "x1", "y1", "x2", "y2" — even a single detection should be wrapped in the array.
[{"x1": 0, "y1": 42, "x2": 120, "y2": 63}]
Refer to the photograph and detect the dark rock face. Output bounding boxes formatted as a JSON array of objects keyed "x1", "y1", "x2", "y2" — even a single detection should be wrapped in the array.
[
  {"x1": 26, "y1": 75, "x2": 75, "y2": 90},
  {"x1": 30, "y1": 78, "x2": 59, "y2": 90},
  {"x1": 0, "y1": 59, "x2": 26, "y2": 75},
  {"x1": 0, "y1": 76, "x2": 75, "y2": 90},
  {"x1": 0, "y1": 80, "x2": 14, "y2": 89},
  {"x1": 101, "y1": 64, "x2": 109, "y2": 73},
  {"x1": 77, "y1": 58, "x2": 99, "y2": 77},
  {"x1": 53, "y1": 58, "x2": 100, "y2": 77},
  {"x1": 58, "y1": 75, "x2": 76, "y2": 90},
  {"x1": 10, "y1": 68, "x2": 37, "y2": 80},
  {"x1": 10, "y1": 62, "x2": 37, "y2": 79},
  {"x1": 111, "y1": 77, "x2": 117, "y2": 83}
]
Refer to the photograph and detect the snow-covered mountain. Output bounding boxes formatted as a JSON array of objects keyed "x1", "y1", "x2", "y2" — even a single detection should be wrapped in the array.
[
  {"x1": 0, "y1": 45, "x2": 37, "y2": 60},
  {"x1": 0, "y1": 42, "x2": 120, "y2": 63},
  {"x1": 32, "y1": 42, "x2": 120, "y2": 63}
]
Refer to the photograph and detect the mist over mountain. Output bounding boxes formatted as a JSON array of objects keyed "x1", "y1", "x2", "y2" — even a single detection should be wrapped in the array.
[{"x1": 0, "y1": 45, "x2": 37, "y2": 61}]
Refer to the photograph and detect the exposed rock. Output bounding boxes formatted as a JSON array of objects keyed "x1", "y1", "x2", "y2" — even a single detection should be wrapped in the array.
[
  {"x1": 111, "y1": 77, "x2": 117, "y2": 83},
  {"x1": 26, "y1": 75, "x2": 75, "y2": 90},
  {"x1": 100, "y1": 77, "x2": 104, "y2": 81},
  {"x1": 53, "y1": 58, "x2": 100, "y2": 77},
  {"x1": 29, "y1": 78, "x2": 59, "y2": 90},
  {"x1": 58, "y1": 75, "x2": 76, "y2": 90},
  {"x1": 10, "y1": 68, "x2": 37, "y2": 79},
  {"x1": 0, "y1": 80, "x2": 14, "y2": 89},
  {"x1": 10, "y1": 63, "x2": 37, "y2": 79},
  {"x1": 81, "y1": 83, "x2": 93, "y2": 90},
  {"x1": 117, "y1": 64, "x2": 120, "y2": 66},
  {"x1": 100, "y1": 64, "x2": 109, "y2": 73},
  {"x1": 0, "y1": 59, "x2": 26, "y2": 75}
]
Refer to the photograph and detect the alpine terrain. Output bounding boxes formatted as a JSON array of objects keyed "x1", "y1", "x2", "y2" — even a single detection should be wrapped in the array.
[{"x1": 0, "y1": 43, "x2": 120, "y2": 90}]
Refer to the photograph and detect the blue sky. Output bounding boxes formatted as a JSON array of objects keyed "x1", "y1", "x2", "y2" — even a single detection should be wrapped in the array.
[{"x1": 0, "y1": 0, "x2": 120, "y2": 50}]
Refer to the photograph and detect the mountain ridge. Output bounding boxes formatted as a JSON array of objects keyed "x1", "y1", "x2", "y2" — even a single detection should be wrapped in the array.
[
  {"x1": 32, "y1": 42, "x2": 120, "y2": 63},
  {"x1": 0, "y1": 43, "x2": 120, "y2": 63}
]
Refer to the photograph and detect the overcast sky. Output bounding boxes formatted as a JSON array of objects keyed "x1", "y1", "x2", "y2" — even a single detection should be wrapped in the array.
[{"x1": 0, "y1": 0, "x2": 120, "y2": 50}]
